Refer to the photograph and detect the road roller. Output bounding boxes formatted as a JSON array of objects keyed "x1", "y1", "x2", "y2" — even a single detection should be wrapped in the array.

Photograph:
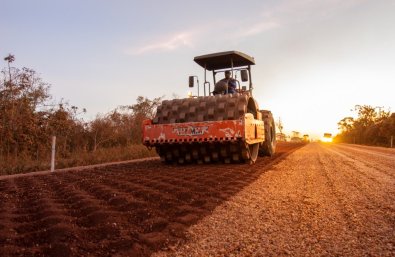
[{"x1": 142, "y1": 51, "x2": 276, "y2": 164}]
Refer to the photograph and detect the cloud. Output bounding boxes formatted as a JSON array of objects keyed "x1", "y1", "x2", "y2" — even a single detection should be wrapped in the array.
[
  {"x1": 237, "y1": 21, "x2": 280, "y2": 38},
  {"x1": 126, "y1": 33, "x2": 194, "y2": 55},
  {"x1": 124, "y1": 18, "x2": 280, "y2": 56},
  {"x1": 124, "y1": 0, "x2": 366, "y2": 55}
]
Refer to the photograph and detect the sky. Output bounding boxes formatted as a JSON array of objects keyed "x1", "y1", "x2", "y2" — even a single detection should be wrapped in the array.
[{"x1": 1, "y1": 0, "x2": 395, "y2": 139}]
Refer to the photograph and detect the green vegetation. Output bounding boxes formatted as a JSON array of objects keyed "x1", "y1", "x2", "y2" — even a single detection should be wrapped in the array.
[
  {"x1": 335, "y1": 105, "x2": 395, "y2": 147},
  {"x1": 0, "y1": 55, "x2": 160, "y2": 175}
]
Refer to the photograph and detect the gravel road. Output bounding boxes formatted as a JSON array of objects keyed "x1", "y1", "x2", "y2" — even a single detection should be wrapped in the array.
[
  {"x1": 0, "y1": 142, "x2": 393, "y2": 256},
  {"x1": 155, "y1": 143, "x2": 395, "y2": 257}
]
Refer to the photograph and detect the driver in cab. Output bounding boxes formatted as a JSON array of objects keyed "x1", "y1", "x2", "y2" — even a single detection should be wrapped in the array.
[{"x1": 213, "y1": 70, "x2": 237, "y2": 95}]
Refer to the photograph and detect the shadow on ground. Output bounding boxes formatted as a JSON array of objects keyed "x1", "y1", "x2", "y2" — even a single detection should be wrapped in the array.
[{"x1": 0, "y1": 142, "x2": 304, "y2": 256}]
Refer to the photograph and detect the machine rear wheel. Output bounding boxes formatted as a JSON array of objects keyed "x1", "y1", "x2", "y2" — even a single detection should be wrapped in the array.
[
  {"x1": 248, "y1": 143, "x2": 259, "y2": 163},
  {"x1": 259, "y1": 110, "x2": 276, "y2": 157}
]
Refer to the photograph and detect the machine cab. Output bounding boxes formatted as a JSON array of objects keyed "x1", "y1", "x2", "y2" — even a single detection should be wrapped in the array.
[{"x1": 189, "y1": 51, "x2": 256, "y2": 97}]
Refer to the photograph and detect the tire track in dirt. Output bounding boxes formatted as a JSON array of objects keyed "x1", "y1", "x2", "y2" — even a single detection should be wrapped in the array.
[
  {"x1": 323, "y1": 147, "x2": 390, "y2": 187},
  {"x1": 336, "y1": 144, "x2": 395, "y2": 160},
  {"x1": 270, "y1": 144, "x2": 361, "y2": 255},
  {"x1": 0, "y1": 142, "x2": 305, "y2": 256},
  {"x1": 288, "y1": 144, "x2": 360, "y2": 255},
  {"x1": 331, "y1": 144, "x2": 395, "y2": 179},
  {"x1": 322, "y1": 145, "x2": 395, "y2": 212},
  {"x1": 160, "y1": 143, "x2": 394, "y2": 257},
  {"x1": 317, "y1": 145, "x2": 395, "y2": 255},
  {"x1": 317, "y1": 150, "x2": 369, "y2": 234}
]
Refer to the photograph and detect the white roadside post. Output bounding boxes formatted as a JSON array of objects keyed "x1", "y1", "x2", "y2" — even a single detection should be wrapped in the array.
[{"x1": 51, "y1": 136, "x2": 56, "y2": 172}]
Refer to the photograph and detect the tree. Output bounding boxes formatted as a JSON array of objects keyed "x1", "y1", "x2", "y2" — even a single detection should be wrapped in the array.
[
  {"x1": 0, "y1": 57, "x2": 50, "y2": 158},
  {"x1": 338, "y1": 117, "x2": 354, "y2": 133},
  {"x1": 90, "y1": 114, "x2": 117, "y2": 151},
  {"x1": 336, "y1": 105, "x2": 393, "y2": 146},
  {"x1": 125, "y1": 96, "x2": 162, "y2": 144},
  {"x1": 0, "y1": 55, "x2": 163, "y2": 173},
  {"x1": 4, "y1": 54, "x2": 15, "y2": 82}
]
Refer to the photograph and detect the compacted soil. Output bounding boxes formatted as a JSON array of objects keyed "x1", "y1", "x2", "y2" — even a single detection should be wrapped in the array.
[
  {"x1": 155, "y1": 143, "x2": 395, "y2": 257},
  {"x1": 0, "y1": 142, "x2": 302, "y2": 257}
]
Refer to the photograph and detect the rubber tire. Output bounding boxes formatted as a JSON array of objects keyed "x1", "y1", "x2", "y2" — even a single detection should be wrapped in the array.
[
  {"x1": 259, "y1": 111, "x2": 276, "y2": 157},
  {"x1": 248, "y1": 143, "x2": 259, "y2": 163}
]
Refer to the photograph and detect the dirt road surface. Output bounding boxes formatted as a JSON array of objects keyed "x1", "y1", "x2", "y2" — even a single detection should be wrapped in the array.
[{"x1": 0, "y1": 142, "x2": 394, "y2": 256}]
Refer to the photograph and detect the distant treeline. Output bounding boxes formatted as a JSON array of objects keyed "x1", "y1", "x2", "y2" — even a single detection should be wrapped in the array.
[
  {"x1": 335, "y1": 105, "x2": 395, "y2": 146},
  {"x1": 0, "y1": 55, "x2": 159, "y2": 174}
]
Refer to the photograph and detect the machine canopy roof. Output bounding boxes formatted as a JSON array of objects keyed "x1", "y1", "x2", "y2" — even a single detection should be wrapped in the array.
[{"x1": 194, "y1": 51, "x2": 255, "y2": 71}]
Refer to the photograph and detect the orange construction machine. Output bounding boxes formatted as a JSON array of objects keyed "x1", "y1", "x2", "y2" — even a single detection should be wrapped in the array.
[{"x1": 142, "y1": 51, "x2": 276, "y2": 164}]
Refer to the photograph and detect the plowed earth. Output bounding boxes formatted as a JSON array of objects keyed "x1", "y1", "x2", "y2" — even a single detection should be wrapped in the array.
[{"x1": 0, "y1": 142, "x2": 302, "y2": 257}]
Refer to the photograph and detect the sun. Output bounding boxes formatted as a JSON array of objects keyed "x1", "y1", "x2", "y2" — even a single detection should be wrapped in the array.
[
  {"x1": 321, "y1": 133, "x2": 333, "y2": 143},
  {"x1": 321, "y1": 137, "x2": 333, "y2": 143}
]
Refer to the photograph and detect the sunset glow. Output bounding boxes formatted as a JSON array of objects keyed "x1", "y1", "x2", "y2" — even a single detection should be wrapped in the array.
[
  {"x1": 1, "y1": 1, "x2": 394, "y2": 139},
  {"x1": 321, "y1": 137, "x2": 333, "y2": 143}
]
